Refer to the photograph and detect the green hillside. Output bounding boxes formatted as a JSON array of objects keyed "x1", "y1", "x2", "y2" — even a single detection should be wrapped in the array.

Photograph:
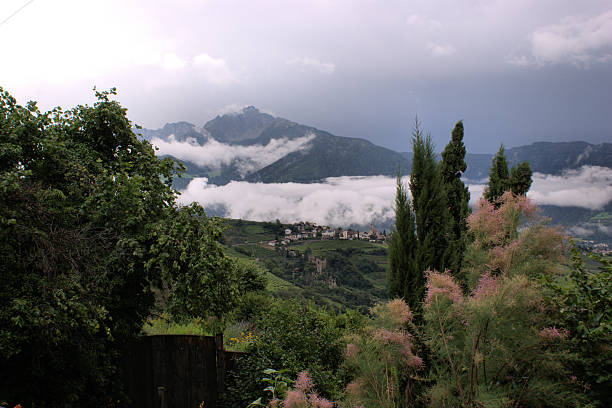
[{"x1": 221, "y1": 219, "x2": 389, "y2": 310}]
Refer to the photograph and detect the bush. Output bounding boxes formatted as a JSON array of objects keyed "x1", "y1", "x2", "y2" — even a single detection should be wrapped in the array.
[
  {"x1": 342, "y1": 299, "x2": 424, "y2": 408},
  {"x1": 421, "y1": 195, "x2": 587, "y2": 408},
  {"x1": 340, "y1": 194, "x2": 592, "y2": 408},
  {"x1": 221, "y1": 300, "x2": 347, "y2": 407},
  {"x1": 544, "y1": 250, "x2": 612, "y2": 407}
]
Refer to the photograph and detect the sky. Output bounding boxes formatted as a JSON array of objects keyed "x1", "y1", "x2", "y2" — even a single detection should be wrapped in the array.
[{"x1": 1, "y1": 0, "x2": 611, "y2": 153}]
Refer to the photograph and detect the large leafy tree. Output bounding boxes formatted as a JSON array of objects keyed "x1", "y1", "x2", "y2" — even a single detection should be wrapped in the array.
[
  {"x1": 388, "y1": 172, "x2": 417, "y2": 303},
  {"x1": 0, "y1": 88, "x2": 263, "y2": 406},
  {"x1": 439, "y1": 121, "x2": 470, "y2": 281}
]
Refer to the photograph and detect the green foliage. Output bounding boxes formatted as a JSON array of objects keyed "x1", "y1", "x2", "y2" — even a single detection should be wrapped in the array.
[
  {"x1": 544, "y1": 250, "x2": 612, "y2": 406},
  {"x1": 221, "y1": 300, "x2": 347, "y2": 408},
  {"x1": 248, "y1": 369, "x2": 295, "y2": 407},
  {"x1": 0, "y1": 87, "x2": 263, "y2": 406},
  {"x1": 485, "y1": 144, "x2": 510, "y2": 204},
  {"x1": 389, "y1": 119, "x2": 467, "y2": 313},
  {"x1": 439, "y1": 121, "x2": 470, "y2": 280},
  {"x1": 388, "y1": 172, "x2": 418, "y2": 306},
  {"x1": 486, "y1": 147, "x2": 533, "y2": 204},
  {"x1": 422, "y1": 194, "x2": 587, "y2": 408},
  {"x1": 249, "y1": 369, "x2": 336, "y2": 408},
  {"x1": 509, "y1": 160, "x2": 533, "y2": 196},
  {"x1": 343, "y1": 299, "x2": 424, "y2": 408},
  {"x1": 410, "y1": 120, "x2": 450, "y2": 303},
  {"x1": 147, "y1": 204, "x2": 265, "y2": 322},
  {"x1": 142, "y1": 313, "x2": 211, "y2": 336}
]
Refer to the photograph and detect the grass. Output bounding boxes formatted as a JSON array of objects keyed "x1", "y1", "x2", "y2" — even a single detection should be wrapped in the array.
[
  {"x1": 222, "y1": 219, "x2": 279, "y2": 245},
  {"x1": 265, "y1": 270, "x2": 300, "y2": 291},
  {"x1": 291, "y1": 239, "x2": 384, "y2": 254},
  {"x1": 223, "y1": 244, "x2": 299, "y2": 292},
  {"x1": 143, "y1": 314, "x2": 212, "y2": 336},
  {"x1": 143, "y1": 316, "x2": 257, "y2": 351},
  {"x1": 222, "y1": 244, "x2": 252, "y2": 259}
]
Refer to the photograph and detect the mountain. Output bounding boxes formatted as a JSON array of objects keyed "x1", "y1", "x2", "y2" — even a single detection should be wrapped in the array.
[
  {"x1": 139, "y1": 107, "x2": 611, "y2": 186},
  {"x1": 140, "y1": 107, "x2": 411, "y2": 185},
  {"x1": 402, "y1": 141, "x2": 612, "y2": 181},
  {"x1": 204, "y1": 106, "x2": 276, "y2": 144},
  {"x1": 247, "y1": 131, "x2": 409, "y2": 183},
  {"x1": 505, "y1": 141, "x2": 612, "y2": 174}
]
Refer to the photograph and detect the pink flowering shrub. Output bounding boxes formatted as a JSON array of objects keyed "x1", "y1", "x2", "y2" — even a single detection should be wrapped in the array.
[
  {"x1": 464, "y1": 190, "x2": 568, "y2": 288},
  {"x1": 251, "y1": 370, "x2": 334, "y2": 408},
  {"x1": 385, "y1": 298, "x2": 414, "y2": 324},
  {"x1": 487, "y1": 240, "x2": 519, "y2": 274},
  {"x1": 422, "y1": 193, "x2": 586, "y2": 407},
  {"x1": 471, "y1": 271, "x2": 499, "y2": 300},
  {"x1": 345, "y1": 343, "x2": 358, "y2": 358},
  {"x1": 540, "y1": 326, "x2": 569, "y2": 341},
  {"x1": 279, "y1": 371, "x2": 334, "y2": 408},
  {"x1": 468, "y1": 192, "x2": 537, "y2": 250},
  {"x1": 294, "y1": 371, "x2": 314, "y2": 393},
  {"x1": 342, "y1": 299, "x2": 422, "y2": 408},
  {"x1": 425, "y1": 269, "x2": 464, "y2": 305}
]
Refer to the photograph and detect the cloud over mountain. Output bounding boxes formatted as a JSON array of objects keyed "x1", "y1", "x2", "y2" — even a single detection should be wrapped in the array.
[
  {"x1": 179, "y1": 175, "x2": 397, "y2": 227},
  {"x1": 151, "y1": 133, "x2": 316, "y2": 176},
  {"x1": 178, "y1": 166, "x2": 612, "y2": 227},
  {"x1": 528, "y1": 166, "x2": 612, "y2": 209}
]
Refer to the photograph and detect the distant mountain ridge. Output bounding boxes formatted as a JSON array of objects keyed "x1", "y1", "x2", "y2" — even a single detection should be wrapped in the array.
[
  {"x1": 138, "y1": 106, "x2": 411, "y2": 186},
  {"x1": 401, "y1": 141, "x2": 612, "y2": 181},
  {"x1": 137, "y1": 107, "x2": 612, "y2": 186}
]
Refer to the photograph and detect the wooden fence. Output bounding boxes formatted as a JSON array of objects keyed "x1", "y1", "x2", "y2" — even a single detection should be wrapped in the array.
[{"x1": 123, "y1": 334, "x2": 245, "y2": 408}]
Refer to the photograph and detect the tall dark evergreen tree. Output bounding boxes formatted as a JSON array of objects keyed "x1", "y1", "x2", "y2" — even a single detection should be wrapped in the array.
[
  {"x1": 485, "y1": 144, "x2": 510, "y2": 204},
  {"x1": 440, "y1": 121, "x2": 470, "y2": 280},
  {"x1": 509, "y1": 160, "x2": 533, "y2": 196},
  {"x1": 410, "y1": 120, "x2": 449, "y2": 282},
  {"x1": 387, "y1": 172, "x2": 417, "y2": 303}
]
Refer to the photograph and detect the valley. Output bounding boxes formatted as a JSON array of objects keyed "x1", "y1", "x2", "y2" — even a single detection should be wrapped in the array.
[{"x1": 221, "y1": 219, "x2": 390, "y2": 311}]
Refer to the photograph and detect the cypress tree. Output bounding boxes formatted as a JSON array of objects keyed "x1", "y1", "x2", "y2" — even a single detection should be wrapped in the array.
[
  {"x1": 485, "y1": 144, "x2": 510, "y2": 204},
  {"x1": 410, "y1": 121, "x2": 449, "y2": 280},
  {"x1": 440, "y1": 121, "x2": 470, "y2": 280},
  {"x1": 387, "y1": 172, "x2": 417, "y2": 302},
  {"x1": 509, "y1": 160, "x2": 533, "y2": 196}
]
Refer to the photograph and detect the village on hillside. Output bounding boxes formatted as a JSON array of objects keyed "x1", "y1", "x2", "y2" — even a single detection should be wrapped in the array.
[
  {"x1": 575, "y1": 239, "x2": 611, "y2": 255},
  {"x1": 265, "y1": 221, "x2": 388, "y2": 249}
]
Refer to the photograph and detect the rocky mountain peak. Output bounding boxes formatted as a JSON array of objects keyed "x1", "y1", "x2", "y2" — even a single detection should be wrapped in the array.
[{"x1": 204, "y1": 106, "x2": 277, "y2": 144}]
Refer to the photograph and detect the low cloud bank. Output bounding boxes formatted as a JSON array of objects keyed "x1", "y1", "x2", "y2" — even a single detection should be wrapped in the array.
[
  {"x1": 152, "y1": 133, "x2": 315, "y2": 176},
  {"x1": 529, "y1": 166, "x2": 612, "y2": 210},
  {"x1": 178, "y1": 166, "x2": 612, "y2": 227},
  {"x1": 567, "y1": 223, "x2": 612, "y2": 238},
  {"x1": 179, "y1": 176, "x2": 396, "y2": 227}
]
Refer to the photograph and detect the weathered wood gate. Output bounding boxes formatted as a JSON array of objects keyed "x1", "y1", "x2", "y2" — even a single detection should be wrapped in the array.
[{"x1": 124, "y1": 334, "x2": 238, "y2": 408}]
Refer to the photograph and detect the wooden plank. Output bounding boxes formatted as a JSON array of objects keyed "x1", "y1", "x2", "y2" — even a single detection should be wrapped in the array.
[{"x1": 124, "y1": 335, "x2": 225, "y2": 407}]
